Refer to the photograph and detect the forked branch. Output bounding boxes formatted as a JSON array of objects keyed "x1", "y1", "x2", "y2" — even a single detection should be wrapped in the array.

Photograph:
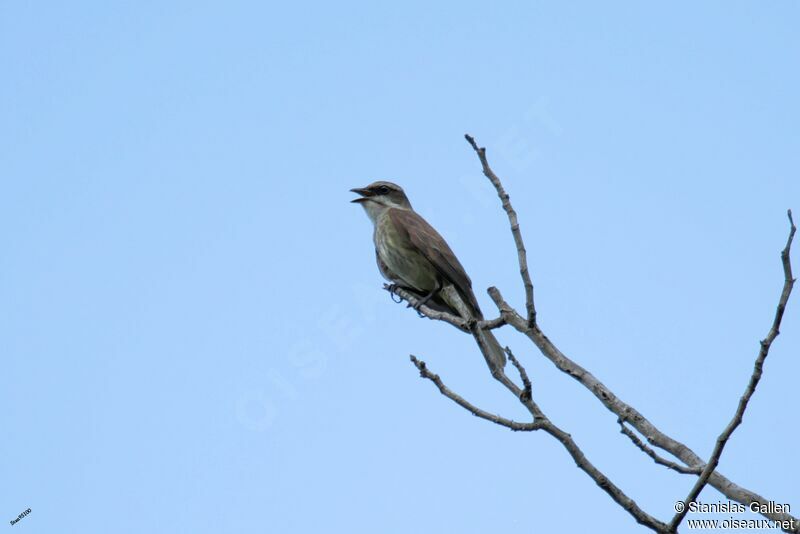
[
  {"x1": 617, "y1": 419, "x2": 701, "y2": 475},
  {"x1": 408, "y1": 352, "x2": 669, "y2": 532},
  {"x1": 463, "y1": 134, "x2": 797, "y2": 531},
  {"x1": 388, "y1": 134, "x2": 797, "y2": 533},
  {"x1": 409, "y1": 355, "x2": 540, "y2": 432}
]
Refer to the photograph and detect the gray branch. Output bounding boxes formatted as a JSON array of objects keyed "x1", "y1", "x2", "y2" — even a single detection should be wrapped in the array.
[
  {"x1": 617, "y1": 419, "x2": 701, "y2": 475},
  {"x1": 465, "y1": 134, "x2": 536, "y2": 326},
  {"x1": 386, "y1": 134, "x2": 797, "y2": 532},
  {"x1": 488, "y1": 263, "x2": 799, "y2": 531},
  {"x1": 409, "y1": 355, "x2": 540, "y2": 431},
  {"x1": 668, "y1": 210, "x2": 796, "y2": 533},
  {"x1": 409, "y1": 350, "x2": 669, "y2": 532},
  {"x1": 385, "y1": 284, "x2": 505, "y2": 332},
  {"x1": 506, "y1": 347, "x2": 532, "y2": 402}
]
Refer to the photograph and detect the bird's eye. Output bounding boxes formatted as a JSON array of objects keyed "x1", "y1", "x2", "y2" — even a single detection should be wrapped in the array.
[{"x1": 376, "y1": 186, "x2": 390, "y2": 195}]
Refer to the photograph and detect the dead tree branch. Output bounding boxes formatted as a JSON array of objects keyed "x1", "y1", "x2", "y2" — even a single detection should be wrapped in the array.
[
  {"x1": 409, "y1": 352, "x2": 670, "y2": 532},
  {"x1": 383, "y1": 134, "x2": 797, "y2": 532},
  {"x1": 409, "y1": 354, "x2": 540, "y2": 431},
  {"x1": 465, "y1": 134, "x2": 536, "y2": 326},
  {"x1": 463, "y1": 133, "x2": 798, "y2": 530},
  {"x1": 668, "y1": 210, "x2": 796, "y2": 532},
  {"x1": 487, "y1": 284, "x2": 799, "y2": 530},
  {"x1": 617, "y1": 419, "x2": 702, "y2": 475},
  {"x1": 385, "y1": 284, "x2": 506, "y2": 332},
  {"x1": 506, "y1": 347, "x2": 532, "y2": 401}
]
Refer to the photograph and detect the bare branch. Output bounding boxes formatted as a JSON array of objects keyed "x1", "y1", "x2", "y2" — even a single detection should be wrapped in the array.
[
  {"x1": 478, "y1": 315, "x2": 507, "y2": 331},
  {"x1": 409, "y1": 355, "x2": 669, "y2": 532},
  {"x1": 385, "y1": 284, "x2": 471, "y2": 332},
  {"x1": 537, "y1": 419, "x2": 670, "y2": 533},
  {"x1": 506, "y1": 347, "x2": 532, "y2": 402},
  {"x1": 617, "y1": 419, "x2": 701, "y2": 475},
  {"x1": 465, "y1": 134, "x2": 536, "y2": 326},
  {"x1": 409, "y1": 355, "x2": 539, "y2": 431},
  {"x1": 489, "y1": 273, "x2": 800, "y2": 528},
  {"x1": 388, "y1": 137, "x2": 798, "y2": 532},
  {"x1": 386, "y1": 283, "x2": 506, "y2": 333},
  {"x1": 669, "y1": 210, "x2": 797, "y2": 532},
  {"x1": 411, "y1": 303, "x2": 669, "y2": 531},
  {"x1": 403, "y1": 289, "x2": 669, "y2": 532}
]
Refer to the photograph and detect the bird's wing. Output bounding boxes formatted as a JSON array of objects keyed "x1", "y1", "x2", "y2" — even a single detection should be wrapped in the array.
[{"x1": 388, "y1": 207, "x2": 483, "y2": 317}]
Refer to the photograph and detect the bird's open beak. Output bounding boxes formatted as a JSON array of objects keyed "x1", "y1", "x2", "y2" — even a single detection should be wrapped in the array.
[{"x1": 350, "y1": 187, "x2": 372, "y2": 203}]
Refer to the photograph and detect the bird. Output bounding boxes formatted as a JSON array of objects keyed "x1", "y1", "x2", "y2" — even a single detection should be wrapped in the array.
[{"x1": 351, "y1": 180, "x2": 506, "y2": 369}]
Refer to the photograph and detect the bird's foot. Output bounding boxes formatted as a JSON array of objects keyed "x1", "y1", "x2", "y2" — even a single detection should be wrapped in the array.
[
  {"x1": 386, "y1": 284, "x2": 403, "y2": 303},
  {"x1": 407, "y1": 301, "x2": 426, "y2": 318},
  {"x1": 408, "y1": 290, "x2": 436, "y2": 317}
]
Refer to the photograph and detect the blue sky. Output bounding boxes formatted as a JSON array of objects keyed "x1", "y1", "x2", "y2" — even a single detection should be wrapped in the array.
[{"x1": 2, "y1": 2, "x2": 798, "y2": 532}]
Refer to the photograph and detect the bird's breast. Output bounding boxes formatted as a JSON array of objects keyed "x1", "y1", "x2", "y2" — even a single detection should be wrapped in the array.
[{"x1": 374, "y1": 212, "x2": 438, "y2": 292}]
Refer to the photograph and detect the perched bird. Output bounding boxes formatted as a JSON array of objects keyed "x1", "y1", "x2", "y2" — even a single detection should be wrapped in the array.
[{"x1": 351, "y1": 181, "x2": 506, "y2": 369}]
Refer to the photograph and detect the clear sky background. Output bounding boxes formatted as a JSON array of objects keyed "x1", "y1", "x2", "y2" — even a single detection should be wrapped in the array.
[{"x1": 2, "y1": 2, "x2": 798, "y2": 533}]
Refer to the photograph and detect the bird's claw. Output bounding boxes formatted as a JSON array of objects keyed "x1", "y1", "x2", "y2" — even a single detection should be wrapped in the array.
[
  {"x1": 407, "y1": 300, "x2": 426, "y2": 317},
  {"x1": 387, "y1": 284, "x2": 403, "y2": 304},
  {"x1": 386, "y1": 283, "x2": 430, "y2": 317}
]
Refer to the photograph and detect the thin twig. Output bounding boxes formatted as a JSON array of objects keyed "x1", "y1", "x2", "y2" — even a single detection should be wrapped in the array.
[
  {"x1": 506, "y1": 347, "x2": 532, "y2": 402},
  {"x1": 465, "y1": 134, "x2": 536, "y2": 326},
  {"x1": 617, "y1": 419, "x2": 701, "y2": 475},
  {"x1": 409, "y1": 355, "x2": 539, "y2": 431},
  {"x1": 668, "y1": 210, "x2": 796, "y2": 533}
]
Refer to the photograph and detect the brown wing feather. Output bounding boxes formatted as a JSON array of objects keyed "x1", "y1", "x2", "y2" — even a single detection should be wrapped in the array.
[{"x1": 387, "y1": 208, "x2": 483, "y2": 317}]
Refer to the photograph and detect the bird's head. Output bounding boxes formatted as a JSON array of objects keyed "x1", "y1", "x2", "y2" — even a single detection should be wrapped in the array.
[{"x1": 350, "y1": 181, "x2": 412, "y2": 221}]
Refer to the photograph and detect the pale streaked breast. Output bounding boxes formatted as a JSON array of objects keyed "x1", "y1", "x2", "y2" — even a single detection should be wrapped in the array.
[{"x1": 374, "y1": 212, "x2": 438, "y2": 293}]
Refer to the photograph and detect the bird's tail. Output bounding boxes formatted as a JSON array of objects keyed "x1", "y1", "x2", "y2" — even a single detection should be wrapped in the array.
[
  {"x1": 473, "y1": 328, "x2": 507, "y2": 370},
  {"x1": 439, "y1": 284, "x2": 507, "y2": 371}
]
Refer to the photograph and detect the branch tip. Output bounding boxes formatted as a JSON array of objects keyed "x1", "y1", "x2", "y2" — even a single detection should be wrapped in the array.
[
  {"x1": 669, "y1": 207, "x2": 797, "y2": 532},
  {"x1": 464, "y1": 133, "x2": 480, "y2": 153},
  {"x1": 464, "y1": 134, "x2": 537, "y2": 326},
  {"x1": 407, "y1": 354, "x2": 540, "y2": 433}
]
